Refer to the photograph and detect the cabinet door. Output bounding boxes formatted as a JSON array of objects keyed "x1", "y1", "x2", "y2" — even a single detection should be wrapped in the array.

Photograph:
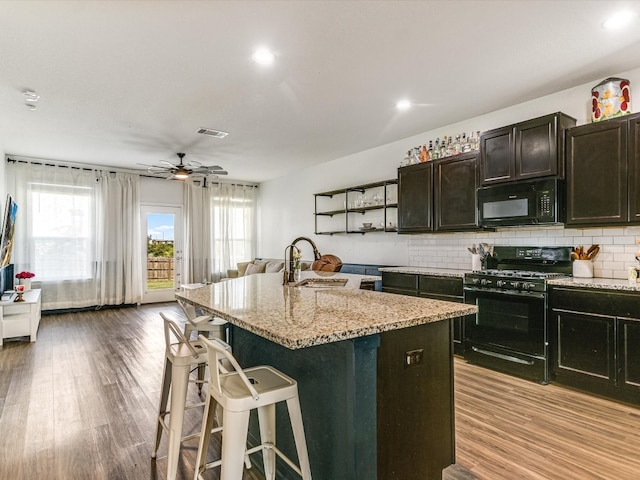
[
  {"x1": 554, "y1": 310, "x2": 616, "y2": 385},
  {"x1": 480, "y1": 126, "x2": 514, "y2": 184},
  {"x1": 515, "y1": 114, "x2": 558, "y2": 180},
  {"x1": 619, "y1": 318, "x2": 640, "y2": 393},
  {"x1": 566, "y1": 119, "x2": 628, "y2": 226},
  {"x1": 398, "y1": 163, "x2": 433, "y2": 233},
  {"x1": 434, "y1": 154, "x2": 478, "y2": 231},
  {"x1": 627, "y1": 113, "x2": 640, "y2": 222}
]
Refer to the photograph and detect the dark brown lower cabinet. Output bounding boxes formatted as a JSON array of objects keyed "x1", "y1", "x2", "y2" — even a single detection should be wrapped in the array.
[
  {"x1": 550, "y1": 287, "x2": 640, "y2": 405},
  {"x1": 382, "y1": 272, "x2": 465, "y2": 355}
]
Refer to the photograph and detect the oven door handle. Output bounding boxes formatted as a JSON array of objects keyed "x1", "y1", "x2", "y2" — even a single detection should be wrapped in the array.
[
  {"x1": 463, "y1": 286, "x2": 546, "y2": 300},
  {"x1": 471, "y1": 347, "x2": 535, "y2": 365}
]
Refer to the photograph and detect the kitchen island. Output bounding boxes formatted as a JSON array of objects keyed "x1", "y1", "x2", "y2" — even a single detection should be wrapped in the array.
[{"x1": 176, "y1": 271, "x2": 477, "y2": 480}]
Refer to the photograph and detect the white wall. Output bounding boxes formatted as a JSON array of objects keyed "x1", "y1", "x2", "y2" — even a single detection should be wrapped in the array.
[
  {"x1": 0, "y1": 149, "x2": 6, "y2": 208},
  {"x1": 139, "y1": 176, "x2": 183, "y2": 205},
  {"x1": 258, "y1": 66, "x2": 640, "y2": 276}
]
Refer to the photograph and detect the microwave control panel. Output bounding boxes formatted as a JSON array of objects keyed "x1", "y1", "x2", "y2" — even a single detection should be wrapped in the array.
[{"x1": 538, "y1": 190, "x2": 554, "y2": 218}]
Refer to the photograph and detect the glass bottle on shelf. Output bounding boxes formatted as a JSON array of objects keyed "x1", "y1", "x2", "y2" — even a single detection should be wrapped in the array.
[
  {"x1": 433, "y1": 139, "x2": 440, "y2": 160},
  {"x1": 454, "y1": 135, "x2": 462, "y2": 155},
  {"x1": 445, "y1": 137, "x2": 454, "y2": 157},
  {"x1": 420, "y1": 145, "x2": 428, "y2": 162},
  {"x1": 402, "y1": 150, "x2": 412, "y2": 166},
  {"x1": 428, "y1": 140, "x2": 434, "y2": 160}
]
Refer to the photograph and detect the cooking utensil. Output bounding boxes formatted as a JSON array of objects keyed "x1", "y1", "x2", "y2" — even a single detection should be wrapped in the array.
[{"x1": 572, "y1": 244, "x2": 599, "y2": 260}]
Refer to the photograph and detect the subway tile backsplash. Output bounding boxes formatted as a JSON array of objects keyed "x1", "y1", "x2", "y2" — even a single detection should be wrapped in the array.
[{"x1": 407, "y1": 226, "x2": 640, "y2": 279}]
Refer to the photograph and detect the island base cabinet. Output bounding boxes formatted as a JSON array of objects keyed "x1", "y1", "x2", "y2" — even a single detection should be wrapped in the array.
[
  {"x1": 377, "y1": 319, "x2": 454, "y2": 480},
  {"x1": 231, "y1": 320, "x2": 454, "y2": 480}
]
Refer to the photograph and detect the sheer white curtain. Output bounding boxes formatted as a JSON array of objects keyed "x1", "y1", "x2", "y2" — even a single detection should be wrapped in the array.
[
  {"x1": 6, "y1": 161, "x2": 142, "y2": 310},
  {"x1": 98, "y1": 171, "x2": 142, "y2": 305},
  {"x1": 183, "y1": 182, "x2": 211, "y2": 283},
  {"x1": 210, "y1": 183, "x2": 257, "y2": 281}
]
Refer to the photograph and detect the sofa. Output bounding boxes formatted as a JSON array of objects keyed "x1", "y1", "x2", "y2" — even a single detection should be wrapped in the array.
[{"x1": 225, "y1": 258, "x2": 312, "y2": 279}]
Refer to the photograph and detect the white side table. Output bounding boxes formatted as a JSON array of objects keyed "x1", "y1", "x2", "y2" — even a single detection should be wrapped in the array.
[{"x1": 0, "y1": 288, "x2": 42, "y2": 346}]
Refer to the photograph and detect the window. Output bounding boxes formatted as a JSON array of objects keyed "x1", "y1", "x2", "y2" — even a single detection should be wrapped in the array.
[
  {"x1": 210, "y1": 184, "x2": 256, "y2": 278},
  {"x1": 29, "y1": 182, "x2": 96, "y2": 281}
]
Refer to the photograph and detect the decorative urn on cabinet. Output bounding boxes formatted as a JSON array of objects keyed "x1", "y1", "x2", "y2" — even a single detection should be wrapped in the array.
[{"x1": 591, "y1": 77, "x2": 631, "y2": 122}]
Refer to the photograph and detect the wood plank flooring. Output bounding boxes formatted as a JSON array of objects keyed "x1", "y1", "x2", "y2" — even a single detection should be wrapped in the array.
[{"x1": 0, "y1": 303, "x2": 638, "y2": 479}]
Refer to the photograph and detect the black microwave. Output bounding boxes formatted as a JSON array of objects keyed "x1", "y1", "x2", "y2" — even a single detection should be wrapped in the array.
[{"x1": 478, "y1": 178, "x2": 564, "y2": 227}]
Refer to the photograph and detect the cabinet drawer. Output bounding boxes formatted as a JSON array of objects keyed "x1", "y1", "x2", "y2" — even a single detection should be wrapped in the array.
[
  {"x1": 382, "y1": 272, "x2": 418, "y2": 291},
  {"x1": 2, "y1": 317, "x2": 32, "y2": 338},
  {"x1": 3, "y1": 303, "x2": 31, "y2": 316},
  {"x1": 418, "y1": 276, "x2": 463, "y2": 297},
  {"x1": 550, "y1": 287, "x2": 640, "y2": 318}
]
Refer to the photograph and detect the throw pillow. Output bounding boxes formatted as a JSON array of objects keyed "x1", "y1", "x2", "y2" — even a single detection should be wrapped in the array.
[
  {"x1": 237, "y1": 261, "x2": 252, "y2": 277},
  {"x1": 245, "y1": 262, "x2": 266, "y2": 275},
  {"x1": 265, "y1": 261, "x2": 285, "y2": 273}
]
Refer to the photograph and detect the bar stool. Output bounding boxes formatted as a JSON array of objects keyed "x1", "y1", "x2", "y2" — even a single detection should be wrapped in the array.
[
  {"x1": 177, "y1": 298, "x2": 227, "y2": 395},
  {"x1": 194, "y1": 335, "x2": 313, "y2": 480},
  {"x1": 177, "y1": 297, "x2": 227, "y2": 342},
  {"x1": 152, "y1": 312, "x2": 208, "y2": 480}
]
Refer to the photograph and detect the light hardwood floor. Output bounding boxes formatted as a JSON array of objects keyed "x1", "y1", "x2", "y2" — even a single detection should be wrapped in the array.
[{"x1": 0, "y1": 303, "x2": 638, "y2": 479}]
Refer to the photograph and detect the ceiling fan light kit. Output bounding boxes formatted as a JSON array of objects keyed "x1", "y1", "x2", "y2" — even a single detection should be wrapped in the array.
[{"x1": 138, "y1": 152, "x2": 228, "y2": 181}]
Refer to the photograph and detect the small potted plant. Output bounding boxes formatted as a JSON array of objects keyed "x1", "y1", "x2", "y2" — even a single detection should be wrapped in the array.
[{"x1": 15, "y1": 271, "x2": 35, "y2": 291}]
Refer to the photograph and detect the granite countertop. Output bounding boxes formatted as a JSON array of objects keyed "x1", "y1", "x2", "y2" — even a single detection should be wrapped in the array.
[
  {"x1": 549, "y1": 276, "x2": 640, "y2": 292},
  {"x1": 379, "y1": 266, "x2": 469, "y2": 278},
  {"x1": 176, "y1": 271, "x2": 477, "y2": 349}
]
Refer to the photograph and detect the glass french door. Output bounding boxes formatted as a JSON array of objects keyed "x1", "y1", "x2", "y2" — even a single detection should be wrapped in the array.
[{"x1": 140, "y1": 204, "x2": 183, "y2": 304}]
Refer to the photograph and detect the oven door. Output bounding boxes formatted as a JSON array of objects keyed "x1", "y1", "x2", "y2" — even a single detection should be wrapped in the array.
[{"x1": 464, "y1": 286, "x2": 549, "y2": 383}]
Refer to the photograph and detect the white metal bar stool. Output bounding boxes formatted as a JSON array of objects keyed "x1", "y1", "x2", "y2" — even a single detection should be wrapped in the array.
[
  {"x1": 194, "y1": 335, "x2": 313, "y2": 480},
  {"x1": 177, "y1": 297, "x2": 228, "y2": 395},
  {"x1": 152, "y1": 312, "x2": 208, "y2": 480}
]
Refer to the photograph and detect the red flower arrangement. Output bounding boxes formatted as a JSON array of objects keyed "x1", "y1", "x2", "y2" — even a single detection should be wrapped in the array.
[{"x1": 16, "y1": 271, "x2": 35, "y2": 279}]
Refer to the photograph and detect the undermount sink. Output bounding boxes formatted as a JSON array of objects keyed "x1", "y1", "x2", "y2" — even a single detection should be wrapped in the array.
[{"x1": 295, "y1": 278, "x2": 348, "y2": 288}]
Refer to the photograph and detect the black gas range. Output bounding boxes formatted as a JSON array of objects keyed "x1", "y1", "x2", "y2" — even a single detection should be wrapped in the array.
[{"x1": 463, "y1": 246, "x2": 572, "y2": 383}]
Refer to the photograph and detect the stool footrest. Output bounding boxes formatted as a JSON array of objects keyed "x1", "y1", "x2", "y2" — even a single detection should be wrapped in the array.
[{"x1": 245, "y1": 443, "x2": 304, "y2": 477}]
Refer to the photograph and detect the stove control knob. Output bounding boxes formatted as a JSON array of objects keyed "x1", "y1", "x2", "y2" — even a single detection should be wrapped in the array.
[
  {"x1": 523, "y1": 282, "x2": 536, "y2": 291},
  {"x1": 510, "y1": 281, "x2": 521, "y2": 289},
  {"x1": 480, "y1": 279, "x2": 492, "y2": 287},
  {"x1": 472, "y1": 278, "x2": 481, "y2": 285},
  {"x1": 496, "y1": 280, "x2": 506, "y2": 288}
]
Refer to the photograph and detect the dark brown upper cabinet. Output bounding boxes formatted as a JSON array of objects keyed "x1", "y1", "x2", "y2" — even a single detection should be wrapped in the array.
[
  {"x1": 434, "y1": 153, "x2": 479, "y2": 231},
  {"x1": 566, "y1": 112, "x2": 640, "y2": 227},
  {"x1": 398, "y1": 152, "x2": 480, "y2": 233},
  {"x1": 398, "y1": 162, "x2": 433, "y2": 233},
  {"x1": 480, "y1": 112, "x2": 576, "y2": 185}
]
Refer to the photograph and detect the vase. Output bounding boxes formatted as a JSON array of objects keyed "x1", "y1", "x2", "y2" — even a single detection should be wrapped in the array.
[
  {"x1": 471, "y1": 254, "x2": 482, "y2": 272},
  {"x1": 572, "y1": 260, "x2": 593, "y2": 278},
  {"x1": 294, "y1": 265, "x2": 302, "y2": 282},
  {"x1": 21, "y1": 278, "x2": 32, "y2": 291}
]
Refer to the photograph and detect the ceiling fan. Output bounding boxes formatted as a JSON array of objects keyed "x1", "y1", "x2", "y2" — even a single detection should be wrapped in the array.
[{"x1": 138, "y1": 153, "x2": 228, "y2": 180}]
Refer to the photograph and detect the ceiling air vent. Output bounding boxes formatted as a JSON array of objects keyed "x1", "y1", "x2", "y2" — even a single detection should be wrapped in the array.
[{"x1": 196, "y1": 127, "x2": 229, "y2": 138}]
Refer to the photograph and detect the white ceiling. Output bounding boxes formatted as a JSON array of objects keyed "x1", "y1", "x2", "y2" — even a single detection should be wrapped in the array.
[{"x1": 1, "y1": 0, "x2": 640, "y2": 184}]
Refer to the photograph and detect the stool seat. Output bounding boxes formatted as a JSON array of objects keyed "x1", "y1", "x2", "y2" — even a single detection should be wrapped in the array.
[
  {"x1": 218, "y1": 365, "x2": 297, "y2": 411},
  {"x1": 195, "y1": 336, "x2": 312, "y2": 480}
]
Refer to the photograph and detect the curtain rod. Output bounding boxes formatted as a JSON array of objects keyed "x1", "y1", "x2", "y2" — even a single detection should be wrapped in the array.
[{"x1": 5, "y1": 155, "x2": 258, "y2": 187}]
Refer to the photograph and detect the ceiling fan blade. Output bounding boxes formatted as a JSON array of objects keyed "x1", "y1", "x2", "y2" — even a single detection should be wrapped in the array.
[
  {"x1": 190, "y1": 167, "x2": 228, "y2": 175},
  {"x1": 160, "y1": 160, "x2": 176, "y2": 168},
  {"x1": 186, "y1": 160, "x2": 202, "y2": 168},
  {"x1": 147, "y1": 166, "x2": 172, "y2": 174},
  {"x1": 202, "y1": 165, "x2": 225, "y2": 170}
]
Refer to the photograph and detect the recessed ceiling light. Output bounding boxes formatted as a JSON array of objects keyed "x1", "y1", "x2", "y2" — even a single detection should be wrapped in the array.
[
  {"x1": 252, "y1": 47, "x2": 275, "y2": 65},
  {"x1": 602, "y1": 10, "x2": 637, "y2": 30},
  {"x1": 396, "y1": 99, "x2": 412, "y2": 111}
]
